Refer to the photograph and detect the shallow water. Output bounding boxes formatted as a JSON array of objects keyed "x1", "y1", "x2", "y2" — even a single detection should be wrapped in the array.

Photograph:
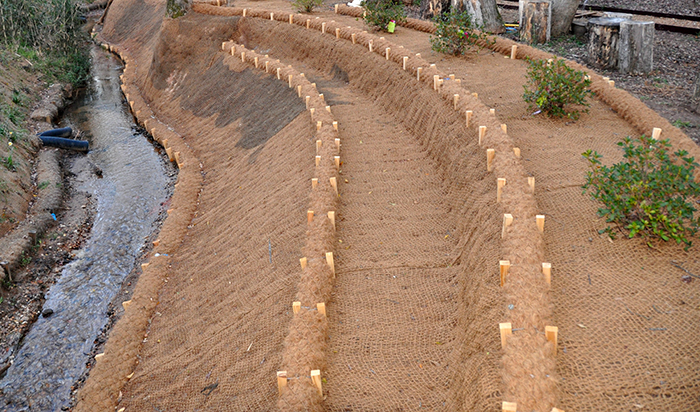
[{"x1": 0, "y1": 45, "x2": 170, "y2": 411}]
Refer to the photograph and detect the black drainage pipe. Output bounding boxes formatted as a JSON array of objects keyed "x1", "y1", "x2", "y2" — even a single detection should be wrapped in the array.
[
  {"x1": 39, "y1": 127, "x2": 73, "y2": 138},
  {"x1": 39, "y1": 136, "x2": 89, "y2": 152}
]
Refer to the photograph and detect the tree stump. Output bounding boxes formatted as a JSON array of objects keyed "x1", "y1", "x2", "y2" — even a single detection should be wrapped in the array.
[
  {"x1": 619, "y1": 21, "x2": 654, "y2": 74},
  {"x1": 520, "y1": 0, "x2": 551, "y2": 45},
  {"x1": 587, "y1": 17, "x2": 626, "y2": 70}
]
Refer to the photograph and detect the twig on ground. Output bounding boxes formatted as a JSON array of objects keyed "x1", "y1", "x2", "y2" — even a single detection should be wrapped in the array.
[{"x1": 670, "y1": 261, "x2": 700, "y2": 279}]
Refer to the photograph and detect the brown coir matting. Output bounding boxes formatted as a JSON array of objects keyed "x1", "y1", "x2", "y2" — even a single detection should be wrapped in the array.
[{"x1": 75, "y1": 1, "x2": 699, "y2": 411}]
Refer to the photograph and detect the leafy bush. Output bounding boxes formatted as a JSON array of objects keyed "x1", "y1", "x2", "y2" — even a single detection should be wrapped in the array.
[
  {"x1": 167, "y1": 0, "x2": 190, "y2": 18},
  {"x1": 362, "y1": 0, "x2": 406, "y2": 32},
  {"x1": 292, "y1": 0, "x2": 324, "y2": 13},
  {"x1": 0, "y1": 0, "x2": 90, "y2": 86},
  {"x1": 583, "y1": 135, "x2": 700, "y2": 249},
  {"x1": 523, "y1": 57, "x2": 591, "y2": 120},
  {"x1": 430, "y1": 9, "x2": 489, "y2": 56}
]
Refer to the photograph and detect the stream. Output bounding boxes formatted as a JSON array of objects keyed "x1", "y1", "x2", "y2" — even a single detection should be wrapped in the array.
[{"x1": 0, "y1": 44, "x2": 171, "y2": 411}]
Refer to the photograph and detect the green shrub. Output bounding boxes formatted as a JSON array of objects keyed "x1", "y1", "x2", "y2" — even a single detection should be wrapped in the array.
[
  {"x1": 291, "y1": 0, "x2": 324, "y2": 13},
  {"x1": 583, "y1": 135, "x2": 700, "y2": 249},
  {"x1": 167, "y1": 0, "x2": 190, "y2": 18},
  {"x1": 523, "y1": 57, "x2": 591, "y2": 120},
  {"x1": 430, "y1": 9, "x2": 489, "y2": 56},
  {"x1": 362, "y1": 0, "x2": 406, "y2": 32}
]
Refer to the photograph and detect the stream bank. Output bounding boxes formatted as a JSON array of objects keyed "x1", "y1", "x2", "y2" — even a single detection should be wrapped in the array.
[{"x1": 0, "y1": 40, "x2": 175, "y2": 411}]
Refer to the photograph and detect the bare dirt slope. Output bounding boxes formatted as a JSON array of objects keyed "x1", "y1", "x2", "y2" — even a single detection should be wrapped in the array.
[{"x1": 75, "y1": 1, "x2": 699, "y2": 411}]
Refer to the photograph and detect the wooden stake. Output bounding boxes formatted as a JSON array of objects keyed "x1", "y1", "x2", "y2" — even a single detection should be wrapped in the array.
[
  {"x1": 317, "y1": 121, "x2": 323, "y2": 131},
  {"x1": 487, "y1": 149, "x2": 495, "y2": 172},
  {"x1": 312, "y1": 178, "x2": 318, "y2": 189},
  {"x1": 536, "y1": 215, "x2": 545, "y2": 233},
  {"x1": 335, "y1": 138, "x2": 340, "y2": 150},
  {"x1": 277, "y1": 371, "x2": 288, "y2": 394},
  {"x1": 336, "y1": 28, "x2": 340, "y2": 38},
  {"x1": 315, "y1": 156, "x2": 321, "y2": 167},
  {"x1": 297, "y1": 85, "x2": 302, "y2": 97},
  {"x1": 311, "y1": 370, "x2": 322, "y2": 396},
  {"x1": 122, "y1": 300, "x2": 132, "y2": 310},
  {"x1": 403, "y1": 56, "x2": 408, "y2": 70},
  {"x1": 417, "y1": 67, "x2": 422, "y2": 81},
  {"x1": 466, "y1": 110, "x2": 473, "y2": 127},
  {"x1": 328, "y1": 211, "x2": 336, "y2": 230},
  {"x1": 277, "y1": 67, "x2": 281, "y2": 80},
  {"x1": 499, "y1": 322, "x2": 512, "y2": 348},
  {"x1": 542, "y1": 262, "x2": 552, "y2": 285},
  {"x1": 449, "y1": 74, "x2": 455, "y2": 80},
  {"x1": 306, "y1": 19, "x2": 310, "y2": 29},
  {"x1": 293, "y1": 301, "x2": 301, "y2": 314},
  {"x1": 501, "y1": 124, "x2": 507, "y2": 134},
  {"x1": 497, "y1": 178, "x2": 506, "y2": 203},
  {"x1": 326, "y1": 105, "x2": 331, "y2": 113},
  {"x1": 545, "y1": 325, "x2": 558, "y2": 354},
  {"x1": 322, "y1": 22, "x2": 326, "y2": 33},
  {"x1": 502, "y1": 401, "x2": 517, "y2": 412},
  {"x1": 433, "y1": 75, "x2": 439, "y2": 90},
  {"x1": 513, "y1": 147, "x2": 521, "y2": 158},
  {"x1": 254, "y1": 56, "x2": 258, "y2": 68},
  {"x1": 334, "y1": 3, "x2": 339, "y2": 12},
  {"x1": 242, "y1": 8, "x2": 247, "y2": 16},
  {"x1": 490, "y1": 108, "x2": 496, "y2": 115},
  {"x1": 333, "y1": 121, "x2": 338, "y2": 131},
  {"x1": 326, "y1": 251, "x2": 335, "y2": 276},
  {"x1": 369, "y1": 40, "x2": 373, "y2": 52},
  {"x1": 265, "y1": 61, "x2": 269, "y2": 72},
  {"x1": 472, "y1": 92, "x2": 478, "y2": 98},
  {"x1": 552, "y1": 408, "x2": 565, "y2": 412},
  {"x1": 306, "y1": 96, "x2": 311, "y2": 109},
  {"x1": 499, "y1": 260, "x2": 511, "y2": 286},
  {"x1": 385, "y1": 47, "x2": 390, "y2": 60},
  {"x1": 652, "y1": 127, "x2": 662, "y2": 140},
  {"x1": 510, "y1": 44, "x2": 518, "y2": 59},
  {"x1": 453, "y1": 94, "x2": 459, "y2": 110},
  {"x1": 334, "y1": 156, "x2": 340, "y2": 170},
  {"x1": 316, "y1": 140, "x2": 322, "y2": 153},
  {"x1": 502, "y1": 214, "x2": 513, "y2": 239},
  {"x1": 317, "y1": 302, "x2": 326, "y2": 316},
  {"x1": 221, "y1": 42, "x2": 226, "y2": 50},
  {"x1": 478, "y1": 126, "x2": 486, "y2": 146},
  {"x1": 289, "y1": 14, "x2": 293, "y2": 24},
  {"x1": 241, "y1": 51, "x2": 245, "y2": 62},
  {"x1": 330, "y1": 177, "x2": 338, "y2": 195},
  {"x1": 319, "y1": 93, "x2": 324, "y2": 101},
  {"x1": 528, "y1": 176, "x2": 535, "y2": 192},
  {"x1": 609, "y1": 80, "x2": 615, "y2": 87},
  {"x1": 310, "y1": 108, "x2": 315, "y2": 117},
  {"x1": 289, "y1": 74, "x2": 293, "y2": 88},
  {"x1": 308, "y1": 210, "x2": 315, "y2": 222},
  {"x1": 95, "y1": 353, "x2": 104, "y2": 361},
  {"x1": 300, "y1": 257, "x2": 307, "y2": 269},
  {"x1": 231, "y1": 45, "x2": 235, "y2": 55},
  {"x1": 351, "y1": 33, "x2": 356, "y2": 44}
]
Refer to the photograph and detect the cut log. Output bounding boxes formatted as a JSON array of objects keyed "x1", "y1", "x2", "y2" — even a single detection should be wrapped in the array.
[
  {"x1": 520, "y1": 1, "x2": 551, "y2": 45},
  {"x1": 587, "y1": 17, "x2": 626, "y2": 70},
  {"x1": 619, "y1": 21, "x2": 654, "y2": 74}
]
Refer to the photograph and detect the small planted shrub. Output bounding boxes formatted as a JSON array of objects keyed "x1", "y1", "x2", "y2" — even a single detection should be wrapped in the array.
[
  {"x1": 362, "y1": 0, "x2": 406, "y2": 32},
  {"x1": 583, "y1": 135, "x2": 700, "y2": 249},
  {"x1": 292, "y1": 0, "x2": 324, "y2": 13},
  {"x1": 430, "y1": 9, "x2": 489, "y2": 56},
  {"x1": 523, "y1": 58, "x2": 591, "y2": 120}
]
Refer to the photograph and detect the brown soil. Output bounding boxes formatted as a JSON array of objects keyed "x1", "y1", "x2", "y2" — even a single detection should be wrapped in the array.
[{"x1": 73, "y1": 1, "x2": 700, "y2": 412}]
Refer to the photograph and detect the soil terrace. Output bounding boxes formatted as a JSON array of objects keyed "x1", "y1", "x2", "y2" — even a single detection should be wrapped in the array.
[{"x1": 73, "y1": 1, "x2": 700, "y2": 411}]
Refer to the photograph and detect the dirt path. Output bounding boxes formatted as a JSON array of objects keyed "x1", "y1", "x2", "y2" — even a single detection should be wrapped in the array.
[{"x1": 305, "y1": 73, "x2": 459, "y2": 409}]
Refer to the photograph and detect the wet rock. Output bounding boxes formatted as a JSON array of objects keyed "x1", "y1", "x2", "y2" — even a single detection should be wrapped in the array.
[{"x1": 42, "y1": 308, "x2": 54, "y2": 317}]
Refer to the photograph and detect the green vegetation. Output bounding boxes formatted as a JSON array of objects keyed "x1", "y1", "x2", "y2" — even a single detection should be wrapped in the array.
[
  {"x1": 291, "y1": 0, "x2": 324, "y2": 13},
  {"x1": 523, "y1": 57, "x2": 591, "y2": 120},
  {"x1": 0, "y1": 0, "x2": 90, "y2": 87},
  {"x1": 167, "y1": 0, "x2": 190, "y2": 18},
  {"x1": 583, "y1": 135, "x2": 700, "y2": 250},
  {"x1": 38, "y1": 181, "x2": 51, "y2": 190},
  {"x1": 362, "y1": 0, "x2": 406, "y2": 32},
  {"x1": 430, "y1": 9, "x2": 490, "y2": 56},
  {"x1": 672, "y1": 119, "x2": 693, "y2": 129}
]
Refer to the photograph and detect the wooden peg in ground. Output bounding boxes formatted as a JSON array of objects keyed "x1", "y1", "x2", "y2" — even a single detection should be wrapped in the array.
[
  {"x1": 292, "y1": 301, "x2": 301, "y2": 314},
  {"x1": 502, "y1": 401, "x2": 517, "y2": 412},
  {"x1": 277, "y1": 371, "x2": 288, "y2": 394},
  {"x1": 326, "y1": 252, "x2": 335, "y2": 276},
  {"x1": 497, "y1": 178, "x2": 506, "y2": 202},
  {"x1": 328, "y1": 211, "x2": 336, "y2": 230},
  {"x1": 317, "y1": 302, "x2": 326, "y2": 316},
  {"x1": 536, "y1": 215, "x2": 545, "y2": 233},
  {"x1": 502, "y1": 214, "x2": 513, "y2": 239},
  {"x1": 545, "y1": 325, "x2": 558, "y2": 354},
  {"x1": 330, "y1": 177, "x2": 338, "y2": 195},
  {"x1": 499, "y1": 323, "x2": 512, "y2": 348},
  {"x1": 652, "y1": 127, "x2": 662, "y2": 140},
  {"x1": 300, "y1": 257, "x2": 307, "y2": 269},
  {"x1": 542, "y1": 262, "x2": 552, "y2": 284},
  {"x1": 479, "y1": 126, "x2": 487, "y2": 146},
  {"x1": 466, "y1": 110, "x2": 473, "y2": 127},
  {"x1": 499, "y1": 260, "x2": 510, "y2": 286},
  {"x1": 311, "y1": 370, "x2": 322, "y2": 396},
  {"x1": 487, "y1": 149, "x2": 495, "y2": 172},
  {"x1": 308, "y1": 210, "x2": 314, "y2": 223}
]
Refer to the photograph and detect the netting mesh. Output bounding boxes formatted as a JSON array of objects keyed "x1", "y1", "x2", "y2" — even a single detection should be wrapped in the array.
[{"x1": 75, "y1": 1, "x2": 700, "y2": 411}]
